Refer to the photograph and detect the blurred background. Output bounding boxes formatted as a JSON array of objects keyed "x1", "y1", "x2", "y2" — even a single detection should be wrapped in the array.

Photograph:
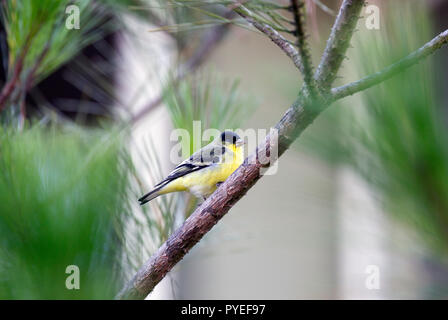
[{"x1": 0, "y1": 0, "x2": 448, "y2": 299}]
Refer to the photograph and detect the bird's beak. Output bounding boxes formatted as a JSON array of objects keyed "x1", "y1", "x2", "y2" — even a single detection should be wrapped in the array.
[{"x1": 236, "y1": 139, "x2": 245, "y2": 147}]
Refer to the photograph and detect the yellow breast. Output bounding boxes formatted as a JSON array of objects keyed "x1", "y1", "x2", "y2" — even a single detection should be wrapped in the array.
[{"x1": 159, "y1": 144, "x2": 244, "y2": 198}]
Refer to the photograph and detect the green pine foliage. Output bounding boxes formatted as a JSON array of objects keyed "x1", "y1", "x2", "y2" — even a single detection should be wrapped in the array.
[
  {"x1": 348, "y1": 2, "x2": 448, "y2": 253},
  {"x1": 164, "y1": 74, "x2": 253, "y2": 154},
  {"x1": 1, "y1": 0, "x2": 108, "y2": 83},
  {"x1": 0, "y1": 126, "x2": 129, "y2": 298},
  {"x1": 301, "y1": 1, "x2": 448, "y2": 255}
]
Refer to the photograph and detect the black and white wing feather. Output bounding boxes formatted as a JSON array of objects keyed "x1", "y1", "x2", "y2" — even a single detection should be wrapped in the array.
[
  {"x1": 138, "y1": 144, "x2": 231, "y2": 205},
  {"x1": 156, "y1": 144, "x2": 229, "y2": 185}
]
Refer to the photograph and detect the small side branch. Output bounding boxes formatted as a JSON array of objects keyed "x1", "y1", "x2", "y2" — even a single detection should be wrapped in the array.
[
  {"x1": 231, "y1": 3, "x2": 306, "y2": 75},
  {"x1": 290, "y1": 0, "x2": 316, "y2": 94},
  {"x1": 314, "y1": 0, "x2": 365, "y2": 90},
  {"x1": 0, "y1": 36, "x2": 33, "y2": 111},
  {"x1": 331, "y1": 29, "x2": 448, "y2": 100}
]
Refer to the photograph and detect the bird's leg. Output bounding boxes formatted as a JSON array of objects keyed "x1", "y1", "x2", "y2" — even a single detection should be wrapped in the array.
[{"x1": 216, "y1": 181, "x2": 223, "y2": 188}]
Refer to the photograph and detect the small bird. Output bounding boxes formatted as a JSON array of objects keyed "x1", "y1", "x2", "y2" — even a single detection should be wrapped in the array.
[{"x1": 138, "y1": 131, "x2": 245, "y2": 205}]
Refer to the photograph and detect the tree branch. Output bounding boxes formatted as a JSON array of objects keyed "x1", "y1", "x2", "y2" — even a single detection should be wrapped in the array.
[
  {"x1": 314, "y1": 0, "x2": 365, "y2": 90},
  {"x1": 0, "y1": 36, "x2": 33, "y2": 111},
  {"x1": 290, "y1": 0, "x2": 316, "y2": 94},
  {"x1": 231, "y1": 3, "x2": 306, "y2": 76},
  {"x1": 130, "y1": 13, "x2": 233, "y2": 125},
  {"x1": 117, "y1": 0, "x2": 366, "y2": 299},
  {"x1": 331, "y1": 29, "x2": 448, "y2": 100}
]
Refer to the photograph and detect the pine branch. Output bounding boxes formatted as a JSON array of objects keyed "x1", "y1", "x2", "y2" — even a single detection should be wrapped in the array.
[
  {"x1": 231, "y1": 3, "x2": 307, "y2": 76},
  {"x1": 331, "y1": 29, "x2": 448, "y2": 100},
  {"x1": 0, "y1": 36, "x2": 33, "y2": 111},
  {"x1": 290, "y1": 0, "x2": 316, "y2": 95},
  {"x1": 117, "y1": 0, "x2": 366, "y2": 300},
  {"x1": 314, "y1": 0, "x2": 365, "y2": 91}
]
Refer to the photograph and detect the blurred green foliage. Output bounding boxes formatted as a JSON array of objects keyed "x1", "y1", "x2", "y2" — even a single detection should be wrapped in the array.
[
  {"x1": 0, "y1": 126, "x2": 129, "y2": 298},
  {"x1": 164, "y1": 74, "x2": 253, "y2": 153},
  {"x1": 349, "y1": 2, "x2": 448, "y2": 254},
  {"x1": 302, "y1": 1, "x2": 448, "y2": 255},
  {"x1": 121, "y1": 137, "x2": 183, "y2": 274},
  {"x1": 1, "y1": 0, "x2": 109, "y2": 82},
  {"x1": 0, "y1": 0, "x2": 254, "y2": 296}
]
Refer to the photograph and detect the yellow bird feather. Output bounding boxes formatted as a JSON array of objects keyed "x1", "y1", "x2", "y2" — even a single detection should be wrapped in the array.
[{"x1": 138, "y1": 131, "x2": 245, "y2": 205}]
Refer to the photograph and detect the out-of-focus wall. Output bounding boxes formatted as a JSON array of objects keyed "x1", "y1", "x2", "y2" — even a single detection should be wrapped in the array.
[{"x1": 113, "y1": 12, "x2": 176, "y2": 299}]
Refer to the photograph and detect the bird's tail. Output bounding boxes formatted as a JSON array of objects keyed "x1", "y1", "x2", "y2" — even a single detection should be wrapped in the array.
[{"x1": 138, "y1": 186, "x2": 163, "y2": 205}]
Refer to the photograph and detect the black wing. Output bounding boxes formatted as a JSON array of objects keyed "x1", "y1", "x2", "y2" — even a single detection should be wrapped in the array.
[{"x1": 154, "y1": 145, "x2": 228, "y2": 188}]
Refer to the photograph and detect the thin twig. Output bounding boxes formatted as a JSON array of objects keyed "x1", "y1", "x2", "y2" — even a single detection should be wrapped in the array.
[
  {"x1": 24, "y1": 41, "x2": 51, "y2": 91},
  {"x1": 16, "y1": 40, "x2": 51, "y2": 127},
  {"x1": 290, "y1": 0, "x2": 316, "y2": 94},
  {"x1": 314, "y1": 0, "x2": 365, "y2": 90},
  {"x1": 0, "y1": 36, "x2": 32, "y2": 111},
  {"x1": 0, "y1": 16, "x2": 59, "y2": 113},
  {"x1": 331, "y1": 29, "x2": 448, "y2": 101},
  {"x1": 231, "y1": 3, "x2": 306, "y2": 75}
]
